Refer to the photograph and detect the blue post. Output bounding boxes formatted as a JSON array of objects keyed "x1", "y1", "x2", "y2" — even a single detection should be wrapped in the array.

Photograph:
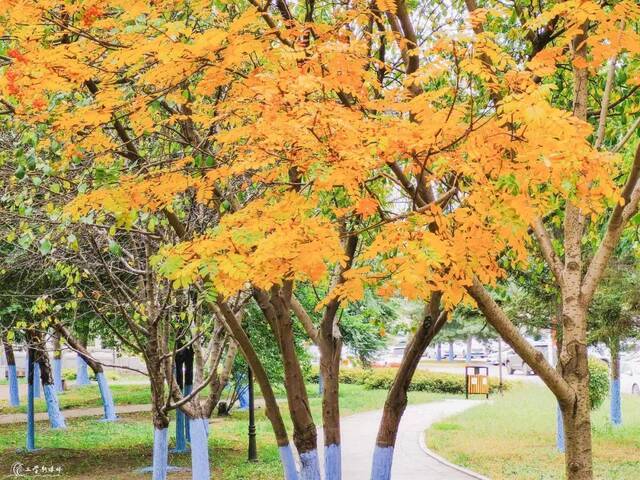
[
  {"x1": 189, "y1": 418, "x2": 210, "y2": 479},
  {"x1": 278, "y1": 444, "x2": 299, "y2": 480},
  {"x1": 325, "y1": 443, "x2": 341, "y2": 480},
  {"x1": 152, "y1": 427, "x2": 169, "y2": 480},
  {"x1": 33, "y1": 363, "x2": 41, "y2": 398},
  {"x1": 448, "y1": 341, "x2": 454, "y2": 362},
  {"x1": 8, "y1": 364, "x2": 20, "y2": 406},
  {"x1": 96, "y1": 372, "x2": 117, "y2": 421},
  {"x1": 53, "y1": 358, "x2": 63, "y2": 393},
  {"x1": 299, "y1": 449, "x2": 321, "y2": 480},
  {"x1": 26, "y1": 352, "x2": 35, "y2": 452},
  {"x1": 436, "y1": 343, "x2": 442, "y2": 362},
  {"x1": 43, "y1": 383, "x2": 66, "y2": 429},
  {"x1": 76, "y1": 355, "x2": 90, "y2": 386},
  {"x1": 370, "y1": 445, "x2": 394, "y2": 480},
  {"x1": 556, "y1": 404, "x2": 565, "y2": 453}
]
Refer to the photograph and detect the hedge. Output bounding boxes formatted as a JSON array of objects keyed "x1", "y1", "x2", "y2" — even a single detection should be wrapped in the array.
[{"x1": 307, "y1": 367, "x2": 509, "y2": 394}]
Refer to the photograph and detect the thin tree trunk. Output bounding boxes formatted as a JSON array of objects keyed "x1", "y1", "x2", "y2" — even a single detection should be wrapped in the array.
[
  {"x1": 260, "y1": 287, "x2": 320, "y2": 480},
  {"x1": 214, "y1": 299, "x2": 298, "y2": 480},
  {"x1": 33, "y1": 332, "x2": 66, "y2": 429},
  {"x1": 610, "y1": 338, "x2": 621, "y2": 425},
  {"x1": 1, "y1": 334, "x2": 20, "y2": 406},
  {"x1": 371, "y1": 295, "x2": 446, "y2": 480},
  {"x1": 55, "y1": 323, "x2": 117, "y2": 421},
  {"x1": 52, "y1": 332, "x2": 63, "y2": 393}
]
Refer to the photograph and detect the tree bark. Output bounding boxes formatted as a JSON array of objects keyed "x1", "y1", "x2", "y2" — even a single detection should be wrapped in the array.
[
  {"x1": 255, "y1": 286, "x2": 320, "y2": 478},
  {"x1": 371, "y1": 294, "x2": 446, "y2": 480}
]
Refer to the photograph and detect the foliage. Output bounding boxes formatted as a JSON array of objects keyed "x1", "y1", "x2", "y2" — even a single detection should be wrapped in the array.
[
  {"x1": 308, "y1": 367, "x2": 509, "y2": 395},
  {"x1": 589, "y1": 359, "x2": 611, "y2": 411}
]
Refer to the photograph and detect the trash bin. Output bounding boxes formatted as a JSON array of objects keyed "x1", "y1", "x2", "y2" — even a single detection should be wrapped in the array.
[{"x1": 465, "y1": 365, "x2": 489, "y2": 399}]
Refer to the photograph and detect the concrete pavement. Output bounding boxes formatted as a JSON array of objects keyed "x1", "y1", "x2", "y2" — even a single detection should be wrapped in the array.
[{"x1": 318, "y1": 399, "x2": 486, "y2": 479}]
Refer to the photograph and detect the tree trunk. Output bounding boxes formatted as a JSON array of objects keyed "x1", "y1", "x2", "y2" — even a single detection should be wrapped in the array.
[
  {"x1": 319, "y1": 334, "x2": 341, "y2": 480},
  {"x1": 33, "y1": 332, "x2": 66, "y2": 429},
  {"x1": 264, "y1": 289, "x2": 320, "y2": 480},
  {"x1": 371, "y1": 297, "x2": 445, "y2": 480},
  {"x1": 610, "y1": 338, "x2": 621, "y2": 425},
  {"x1": 52, "y1": 332, "x2": 63, "y2": 393},
  {"x1": 55, "y1": 323, "x2": 117, "y2": 421},
  {"x1": 76, "y1": 329, "x2": 91, "y2": 386},
  {"x1": 214, "y1": 299, "x2": 298, "y2": 480},
  {"x1": 1, "y1": 334, "x2": 20, "y2": 406}
]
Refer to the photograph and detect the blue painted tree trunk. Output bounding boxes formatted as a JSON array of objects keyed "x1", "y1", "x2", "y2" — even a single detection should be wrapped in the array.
[
  {"x1": 172, "y1": 406, "x2": 188, "y2": 453},
  {"x1": 152, "y1": 428, "x2": 169, "y2": 480},
  {"x1": 26, "y1": 353, "x2": 36, "y2": 452},
  {"x1": 610, "y1": 347, "x2": 622, "y2": 426},
  {"x1": 188, "y1": 418, "x2": 210, "y2": 480},
  {"x1": 238, "y1": 384, "x2": 250, "y2": 410},
  {"x1": 53, "y1": 358, "x2": 63, "y2": 393},
  {"x1": 278, "y1": 444, "x2": 299, "y2": 480},
  {"x1": 448, "y1": 341, "x2": 454, "y2": 361},
  {"x1": 8, "y1": 364, "x2": 20, "y2": 406},
  {"x1": 299, "y1": 449, "x2": 320, "y2": 480},
  {"x1": 370, "y1": 445, "x2": 394, "y2": 480},
  {"x1": 324, "y1": 444, "x2": 341, "y2": 480},
  {"x1": 76, "y1": 355, "x2": 90, "y2": 386},
  {"x1": 96, "y1": 372, "x2": 118, "y2": 421},
  {"x1": 318, "y1": 374, "x2": 324, "y2": 396},
  {"x1": 33, "y1": 362, "x2": 41, "y2": 398},
  {"x1": 436, "y1": 343, "x2": 442, "y2": 362},
  {"x1": 43, "y1": 383, "x2": 66, "y2": 429},
  {"x1": 610, "y1": 378, "x2": 622, "y2": 425},
  {"x1": 556, "y1": 404, "x2": 565, "y2": 453},
  {"x1": 184, "y1": 384, "x2": 192, "y2": 442}
]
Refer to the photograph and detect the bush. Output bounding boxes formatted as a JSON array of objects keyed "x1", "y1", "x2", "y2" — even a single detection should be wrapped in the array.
[
  {"x1": 588, "y1": 358, "x2": 609, "y2": 411},
  {"x1": 307, "y1": 366, "x2": 509, "y2": 395},
  {"x1": 62, "y1": 368, "x2": 119, "y2": 382}
]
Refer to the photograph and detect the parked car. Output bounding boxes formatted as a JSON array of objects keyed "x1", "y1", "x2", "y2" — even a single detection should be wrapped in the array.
[
  {"x1": 487, "y1": 347, "x2": 510, "y2": 366},
  {"x1": 621, "y1": 361, "x2": 640, "y2": 396},
  {"x1": 505, "y1": 343, "x2": 549, "y2": 375}
]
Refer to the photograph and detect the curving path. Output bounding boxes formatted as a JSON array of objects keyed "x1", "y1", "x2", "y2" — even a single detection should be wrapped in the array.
[{"x1": 318, "y1": 399, "x2": 487, "y2": 479}]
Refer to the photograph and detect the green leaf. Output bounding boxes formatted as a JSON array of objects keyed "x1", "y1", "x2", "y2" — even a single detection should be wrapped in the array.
[{"x1": 39, "y1": 238, "x2": 53, "y2": 255}]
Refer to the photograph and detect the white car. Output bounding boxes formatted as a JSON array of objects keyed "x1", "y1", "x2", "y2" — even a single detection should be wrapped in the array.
[{"x1": 621, "y1": 361, "x2": 640, "y2": 396}]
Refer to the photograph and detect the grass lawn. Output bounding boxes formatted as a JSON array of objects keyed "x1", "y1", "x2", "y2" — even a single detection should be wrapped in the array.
[
  {"x1": 427, "y1": 382, "x2": 640, "y2": 480},
  {"x1": 0, "y1": 384, "x2": 152, "y2": 415},
  {"x1": 0, "y1": 383, "x2": 457, "y2": 479}
]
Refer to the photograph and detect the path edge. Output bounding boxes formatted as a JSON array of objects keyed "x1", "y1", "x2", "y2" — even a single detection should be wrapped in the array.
[{"x1": 418, "y1": 429, "x2": 491, "y2": 480}]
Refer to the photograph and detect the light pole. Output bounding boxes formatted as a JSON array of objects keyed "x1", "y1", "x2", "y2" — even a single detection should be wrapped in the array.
[{"x1": 248, "y1": 366, "x2": 257, "y2": 462}]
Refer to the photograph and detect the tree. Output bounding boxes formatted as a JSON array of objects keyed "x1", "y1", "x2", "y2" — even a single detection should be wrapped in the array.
[{"x1": 3, "y1": 2, "x2": 640, "y2": 480}]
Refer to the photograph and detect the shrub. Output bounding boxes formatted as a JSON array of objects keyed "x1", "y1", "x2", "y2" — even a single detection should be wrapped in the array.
[
  {"x1": 588, "y1": 358, "x2": 609, "y2": 411},
  {"x1": 304, "y1": 366, "x2": 510, "y2": 395},
  {"x1": 62, "y1": 368, "x2": 119, "y2": 382}
]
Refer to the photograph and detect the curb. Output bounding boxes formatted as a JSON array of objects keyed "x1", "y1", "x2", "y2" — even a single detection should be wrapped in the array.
[{"x1": 418, "y1": 411, "x2": 491, "y2": 480}]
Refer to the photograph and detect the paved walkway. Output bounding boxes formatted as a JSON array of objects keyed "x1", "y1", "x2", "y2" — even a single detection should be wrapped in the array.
[
  {"x1": 0, "y1": 404, "x2": 150, "y2": 424},
  {"x1": 318, "y1": 399, "x2": 485, "y2": 479}
]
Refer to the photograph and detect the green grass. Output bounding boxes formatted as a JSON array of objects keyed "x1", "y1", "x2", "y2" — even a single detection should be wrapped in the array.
[
  {"x1": 0, "y1": 383, "x2": 456, "y2": 479},
  {"x1": 427, "y1": 382, "x2": 640, "y2": 480},
  {"x1": 0, "y1": 384, "x2": 152, "y2": 414}
]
